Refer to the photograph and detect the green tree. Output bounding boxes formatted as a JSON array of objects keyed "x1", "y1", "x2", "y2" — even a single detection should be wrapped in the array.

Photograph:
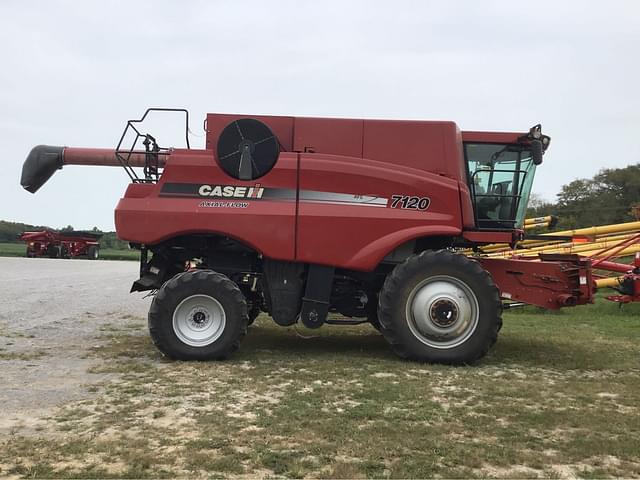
[{"x1": 529, "y1": 163, "x2": 640, "y2": 231}]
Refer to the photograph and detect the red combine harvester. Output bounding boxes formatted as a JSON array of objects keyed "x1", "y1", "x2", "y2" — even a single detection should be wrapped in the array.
[
  {"x1": 20, "y1": 109, "x2": 594, "y2": 363},
  {"x1": 19, "y1": 229, "x2": 101, "y2": 259}
]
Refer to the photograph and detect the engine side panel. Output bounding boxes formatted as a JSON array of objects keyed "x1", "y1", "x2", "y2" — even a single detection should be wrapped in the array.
[{"x1": 296, "y1": 153, "x2": 463, "y2": 271}]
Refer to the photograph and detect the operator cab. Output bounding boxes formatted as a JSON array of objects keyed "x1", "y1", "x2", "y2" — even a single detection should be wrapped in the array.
[{"x1": 464, "y1": 125, "x2": 549, "y2": 230}]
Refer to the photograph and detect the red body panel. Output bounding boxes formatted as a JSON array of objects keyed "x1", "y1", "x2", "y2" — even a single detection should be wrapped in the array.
[
  {"x1": 206, "y1": 114, "x2": 465, "y2": 179},
  {"x1": 461, "y1": 131, "x2": 524, "y2": 144},
  {"x1": 296, "y1": 153, "x2": 461, "y2": 270},
  {"x1": 293, "y1": 117, "x2": 364, "y2": 157},
  {"x1": 116, "y1": 149, "x2": 298, "y2": 261}
]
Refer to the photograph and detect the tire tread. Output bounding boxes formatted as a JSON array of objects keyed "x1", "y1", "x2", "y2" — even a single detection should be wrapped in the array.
[
  {"x1": 377, "y1": 250, "x2": 502, "y2": 364},
  {"x1": 148, "y1": 270, "x2": 248, "y2": 360}
]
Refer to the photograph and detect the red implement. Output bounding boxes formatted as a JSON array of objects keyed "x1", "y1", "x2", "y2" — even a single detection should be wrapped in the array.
[
  {"x1": 478, "y1": 254, "x2": 594, "y2": 309},
  {"x1": 19, "y1": 230, "x2": 101, "y2": 259}
]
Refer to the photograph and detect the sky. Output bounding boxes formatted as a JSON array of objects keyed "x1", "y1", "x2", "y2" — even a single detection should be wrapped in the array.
[{"x1": 1, "y1": 0, "x2": 639, "y2": 231}]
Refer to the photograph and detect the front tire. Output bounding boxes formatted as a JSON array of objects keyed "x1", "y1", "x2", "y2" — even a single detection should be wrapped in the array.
[
  {"x1": 148, "y1": 270, "x2": 248, "y2": 360},
  {"x1": 378, "y1": 250, "x2": 501, "y2": 364}
]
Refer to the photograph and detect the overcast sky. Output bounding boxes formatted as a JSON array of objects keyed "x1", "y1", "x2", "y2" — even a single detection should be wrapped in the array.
[{"x1": 1, "y1": 0, "x2": 639, "y2": 231}]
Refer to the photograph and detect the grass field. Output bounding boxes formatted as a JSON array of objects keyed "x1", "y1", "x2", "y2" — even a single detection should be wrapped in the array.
[
  {"x1": 0, "y1": 242, "x2": 26, "y2": 257},
  {"x1": 0, "y1": 242, "x2": 138, "y2": 261},
  {"x1": 100, "y1": 248, "x2": 139, "y2": 261},
  {"x1": 1, "y1": 298, "x2": 639, "y2": 478}
]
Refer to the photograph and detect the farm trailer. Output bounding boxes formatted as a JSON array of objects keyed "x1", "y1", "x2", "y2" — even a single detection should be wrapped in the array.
[
  {"x1": 19, "y1": 229, "x2": 101, "y2": 259},
  {"x1": 20, "y1": 109, "x2": 594, "y2": 364}
]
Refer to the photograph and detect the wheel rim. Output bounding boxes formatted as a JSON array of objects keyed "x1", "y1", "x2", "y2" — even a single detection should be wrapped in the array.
[
  {"x1": 405, "y1": 275, "x2": 479, "y2": 349},
  {"x1": 172, "y1": 294, "x2": 226, "y2": 347}
]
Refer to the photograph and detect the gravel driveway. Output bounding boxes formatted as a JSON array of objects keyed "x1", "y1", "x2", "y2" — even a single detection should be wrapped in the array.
[{"x1": 0, "y1": 257, "x2": 150, "y2": 434}]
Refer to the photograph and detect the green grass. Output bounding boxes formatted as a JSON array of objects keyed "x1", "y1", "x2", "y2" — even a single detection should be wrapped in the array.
[
  {"x1": 98, "y1": 248, "x2": 139, "y2": 261},
  {"x1": 1, "y1": 300, "x2": 639, "y2": 478},
  {"x1": 0, "y1": 242, "x2": 138, "y2": 261},
  {"x1": 0, "y1": 242, "x2": 26, "y2": 257}
]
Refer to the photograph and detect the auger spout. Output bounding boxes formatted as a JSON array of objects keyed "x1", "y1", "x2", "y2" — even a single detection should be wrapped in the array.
[{"x1": 21, "y1": 145, "x2": 157, "y2": 193}]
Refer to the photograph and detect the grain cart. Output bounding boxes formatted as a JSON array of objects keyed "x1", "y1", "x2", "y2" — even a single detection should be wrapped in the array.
[
  {"x1": 19, "y1": 229, "x2": 101, "y2": 259},
  {"x1": 20, "y1": 109, "x2": 594, "y2": 363}
]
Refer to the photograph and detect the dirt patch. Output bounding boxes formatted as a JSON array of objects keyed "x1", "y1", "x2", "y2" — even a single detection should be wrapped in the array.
[{"x1": 0, "y1": 258, "x2": 150, "y2": 436}]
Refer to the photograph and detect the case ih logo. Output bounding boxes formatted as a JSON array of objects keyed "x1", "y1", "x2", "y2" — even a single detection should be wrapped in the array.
[
  {"x1": 159, "y1": 183, "x2": 410, "y2": 210},
  {"x1": 198, "y1": 184, "x2": 265, "y2": 199},
  {"x1": 160, "y1": 183, "x2": 272, "y2": 199}
]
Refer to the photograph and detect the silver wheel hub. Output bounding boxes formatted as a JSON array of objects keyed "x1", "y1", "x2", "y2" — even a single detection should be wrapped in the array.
[
  {"x1": 406, "y1": 276, "x2": 479, "y2": 349},
  {"x1": 172, "y1": 294, "x2": 226, "y2": 347}
]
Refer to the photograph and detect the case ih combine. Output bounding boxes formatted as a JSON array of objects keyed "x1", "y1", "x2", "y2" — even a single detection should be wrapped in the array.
[
  {"x1": 19, "y1": 229, "x2": 100, "y2": 259},
  {"x1": 20, "y1": 109, "x2": 594, "y2": 364}
]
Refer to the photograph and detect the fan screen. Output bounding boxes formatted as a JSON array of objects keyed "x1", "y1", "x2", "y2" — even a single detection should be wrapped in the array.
[{"x1": 216, "y1": 119, "x2": 280, "y2": 180}]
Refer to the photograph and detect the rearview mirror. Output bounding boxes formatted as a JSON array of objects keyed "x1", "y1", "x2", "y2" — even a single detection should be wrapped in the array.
[{"x1": 531, "y1": 139, "x2": 543, "y2": 165}]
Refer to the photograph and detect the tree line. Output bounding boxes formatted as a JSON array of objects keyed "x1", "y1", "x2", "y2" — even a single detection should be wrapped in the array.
[{"x1": 526, "y1": 164, "x2": 640, "y2": 230}]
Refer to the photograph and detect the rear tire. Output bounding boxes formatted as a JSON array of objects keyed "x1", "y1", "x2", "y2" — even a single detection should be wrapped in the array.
[
  {"x1": 378, "y1": 250, "x2": 501, "y2": 364},
  {"x1": 87, "y1": 246, "x2": 99, "y2": 260},
  {"x1": 148, "y1": 270, "x2": 248, "y2": 360},
  {"x1": 47, "y1": 245, "x2": 61, "y2": 258}
]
